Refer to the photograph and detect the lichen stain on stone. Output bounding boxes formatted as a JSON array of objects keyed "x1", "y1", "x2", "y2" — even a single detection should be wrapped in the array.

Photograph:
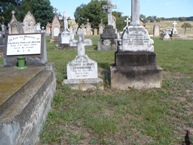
[{"x1": 0, "y1": 67, "x2": 43, "y2": 105}]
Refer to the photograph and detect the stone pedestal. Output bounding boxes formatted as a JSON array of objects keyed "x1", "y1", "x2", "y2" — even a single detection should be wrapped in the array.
[
  {"x1": 98, "y1": 25, "x2": 117, "y2": 51},
  {"x1": 111, "y1": 51, "x2": 162, "y2": 90}
]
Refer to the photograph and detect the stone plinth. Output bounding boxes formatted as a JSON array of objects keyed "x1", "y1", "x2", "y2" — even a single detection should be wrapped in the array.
[
  {"x1": 98, "y1": 25, "x2": 117, "y2": 51},
  {"x1": 63, "y1": 55, "x2": 104, "y2": 91},
  {"x1": 111, "y1": 64, "x2": 162, "y2": 90},
  {"x1": 63, "y1": 78, "x2": 104, "y2": 91},
  {"x1": 111, "y1": 51, "x2": 162, "y2": 90},
  {"x1": 0, "y1": 63, "x2": 56, "y2": 145}
]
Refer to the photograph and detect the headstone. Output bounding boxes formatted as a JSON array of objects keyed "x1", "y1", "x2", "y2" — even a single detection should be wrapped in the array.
[
  {"x1": 8, "y1": 10, "x2": 24, "y2": 34},
  {"x1": 94, "y1": 28, "x2": 98, "y2": 35},
  {"x1": 46, "y1": 23, "x2": 51, "y2": 35},
  {"x1": 23, "y1": 11, "x2": 36, "y2": 33},
  {"x1": 153, "y1": 24, "x2": 160, "y2": 37},
  {"x1": 163, "y1": 31, "x2": 171, "y2": 40},
  {"x1": 102, "y1": 0, "x2": 117, "y2": 28},
  {"x1": 58, "y1": 12, "x2": 74, "y2": 48},
  {"x1": 111, "y1": 0, "x2": 162, "y2": 90},
  {"x1": 50, "y1": 15, "x2": 61, "y2": 42},
  {"x1": 172, "y1": 21, "x2": 178, "y2": 34},
  {"x1": 3, "y1": 33, "x2": 47, "y2": 66},
  {"x1": 1, "y1": 22, "x2": 6, "y2": 36},
  {"x1": 86, "y1": 19, "x2": 92, "y2": 35},
  {"x1": 36, "y1": 23, "x2": 41, "y2": 33},
  {"x1": 0, "y1": 33, "x2": 3, "y2": 44},
  {"x1": 63, "y1": 29, "x2": 103, "y2": 90},
  {"x1": 98, "y1": 0, "x2": 117, "y2": 50},
  {"x1": 99, "y1": 19, "x2": 104, "y2": 34}
]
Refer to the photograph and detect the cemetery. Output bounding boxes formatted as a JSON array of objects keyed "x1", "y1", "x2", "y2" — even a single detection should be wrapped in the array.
[{"x1": 0, "y1": 0, "x2": 193, "y2": 144}]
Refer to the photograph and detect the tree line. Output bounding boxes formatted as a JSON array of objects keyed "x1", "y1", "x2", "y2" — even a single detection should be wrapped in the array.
[
  {"x1": 0, "y1": 0, "x2": 54, "y2": 28},
  {"x1": 0, "y1": 0, "x2": 192, "y2": 32}
]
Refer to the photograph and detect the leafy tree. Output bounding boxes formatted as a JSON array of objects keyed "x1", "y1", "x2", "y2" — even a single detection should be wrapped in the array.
[
  {"x1": 0, "y1": 0, "x2": 22, "y2": 24},
  {"x1": 74, "y1": 0, "x2": 107, "y2": 29},
  {"x1": 181, "y1": 22, "x2": 192, "y2": 34},
  {"x1": 30, "y1": 0, "x2": 54, "y2": 27},
  {"x1": 112, "y1": 11, "x2": 127, "y2": 31}
]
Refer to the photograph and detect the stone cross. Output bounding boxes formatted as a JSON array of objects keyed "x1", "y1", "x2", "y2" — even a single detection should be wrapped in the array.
[
  {"x1": 11, "y1": 10, "x2": 16, "y2": 19},
  {"x1": 63, "y1": 12, "x2": 69, "y2": 31},
  {"x1": 124, "y1": 18, "x2": 130, "y2": 27},
  {"x1": 70, "y1": 28, "x2": 92, "y2": 56},
  {"x1": 53, "y1": 8, "x2": 58, "y2": 14},
  {"x1": 102, "y1": 0, "x2": 117, "y2": 26},
  {"x1": 130, "y1": 0, "x2": 140, "y2": 26},
  {"x1": 173, "y1": 21, "x2": 177, "y2": 29}
]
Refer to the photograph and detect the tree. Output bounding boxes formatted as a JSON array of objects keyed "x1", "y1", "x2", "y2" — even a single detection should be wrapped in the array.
[
  {"x1": 30, "y1": 0, "x2": 54, "y2": 27},
  {"x1": 0, "y1": 0, "x2": 22, "y2": 24},
  {"x1": 112, "y1": 11, "x2": 127, "y2": 31},
  {"x1": 74, "y1": 0, "x2": 107, "y2": 29},
  {"x1": 181, "y1": 22, "x2": 192, "y2": 34}
]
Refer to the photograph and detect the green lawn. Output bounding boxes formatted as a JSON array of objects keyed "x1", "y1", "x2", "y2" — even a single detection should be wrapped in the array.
[{"x1": 1, "y1": 36, "x2": 193, "y2": 144}]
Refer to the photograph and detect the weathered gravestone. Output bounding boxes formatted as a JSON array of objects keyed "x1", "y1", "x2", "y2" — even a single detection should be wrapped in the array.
[
  {"x1": 4, "y1": 33, "x2": 47, "y2": 67},
  {"x1": 0, "y1": 13, "x2": 56, "y2": 145},
  {"x1": 23, "y1": 11, "x2": 36, "y2": 33},
  {"x1": 99, "y1": 19, "x2": 105, "y2": 34},
  {"x1": 172, "y1": 21, "x2": 178, "y2": 34},
  {"x1": 98, "y1": 0, "x2": 117, "y2": 51},
  {"x1": 8, "y1": 10, "x2": 24, "y2": 34},
  {"x1": 111, "y1": 0, "x2": 162, "y2": 90},
  {"x1": 58, "y1": 12, "x2": 74, "y2": 48},
  {"x1": 153, "y1": 24, "x2": 160, "y2": 37},
  {"x1": 86, "y1": 19, "x2": 92, "y2": 35},
  {"x1": 63, "y1": 29, "x2": 104, "y2": 90},
  {"x1": 50, "y1": 14, "x2": 61, "y2": 42}
]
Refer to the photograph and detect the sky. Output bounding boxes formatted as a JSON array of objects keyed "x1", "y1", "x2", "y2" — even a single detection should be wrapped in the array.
[{"x1": 49, "y1": 0, "x2": 192, "y2": 19}]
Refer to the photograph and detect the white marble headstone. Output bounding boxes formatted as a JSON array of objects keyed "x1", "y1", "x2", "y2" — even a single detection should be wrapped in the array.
[
  {"x1": 67, "y1": 29, "x2": 97, "y2": 79},
  {"x1": 119, "y1": 26, "x2": 154, "y2": 52}
]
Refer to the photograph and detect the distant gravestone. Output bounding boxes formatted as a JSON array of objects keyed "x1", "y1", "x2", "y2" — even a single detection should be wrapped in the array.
[
  {"x1": 1, "y1": 22, "x2": 6, "y2": 36},
  {"x1": 98, "y1": 0, "x2": 117, "y2": 50},
  {"x1": 46, "y1": 23, "x2": 51, "y2": 35},
  {"x1": 0, "y1": 33, "x2": 3, "y2": 45},
  {"x1": 153, "y1": 24, "x2": 160, "y2": 37},
  {"x1": 58, "y1": 12, "x2": 74, "y2": 48},
  {"x1": 99, "y1": 20, "x2": 104, "y2": 34},
  {"x1": 94, "y1": 28, "x2": 98, "y2": 35},
  {"x1": 111, "y1": 0, "x2": 162, "y2": 90},
  {"x1": 23, "y1": 11, "x2": 36, "y2": 33},
  {"x1": 163, "y1": 31, "x2": 171, "y2": 40},
  {"x1": 102, "y1": 0, "x2": 117, "y2": 28},
  {"x1": 51, "y1": 15, "x2": 61, "y2": 42},
  {"x1": 172, "y1": 21, "x2": 178, "y2": 34},
  {"x1": 8, "y1": 10, "x2": 24, "y2": 34},
  {"x1": 36, "y1": 23, "x2": 41, "y2": 33},
  {"x1": 4, "y1": 33, "x2": 47, "y2": 66},
  {"x1": 63, "y1": 29, "x2": 103, "y2": 90},
  {"x1": 86, "y1": 19, "x2": 92, "y2": 35}
]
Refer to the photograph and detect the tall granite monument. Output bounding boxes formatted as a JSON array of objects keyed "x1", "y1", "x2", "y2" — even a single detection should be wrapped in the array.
[
  {"x1": 98, "y1": 0, "x2": 117, "y2": 51},
  {"x1": 63, "y1": 29, "x2": 103, "y2": 90},
  {"x1": 111, "y1": 0, "x2": 162, "y2": 90}
]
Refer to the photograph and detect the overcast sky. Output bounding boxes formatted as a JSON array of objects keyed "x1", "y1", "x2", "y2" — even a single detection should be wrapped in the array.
[{"x1": 50, "y1": 0, "x2": 192, "y2": 19}]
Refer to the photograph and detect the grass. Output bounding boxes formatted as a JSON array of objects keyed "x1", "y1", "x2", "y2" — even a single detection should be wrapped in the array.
[{"x1": 1, "y1": 36, "x2": 193, "y2": 144}]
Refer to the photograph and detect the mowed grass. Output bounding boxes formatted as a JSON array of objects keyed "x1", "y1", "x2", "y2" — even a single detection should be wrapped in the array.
[
  {"x1": 37, "y1": 36, "x2": 193, "y2": 145},
  {"x1": 1, "y1": 36, "x2": 193, "y2": 144}
]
